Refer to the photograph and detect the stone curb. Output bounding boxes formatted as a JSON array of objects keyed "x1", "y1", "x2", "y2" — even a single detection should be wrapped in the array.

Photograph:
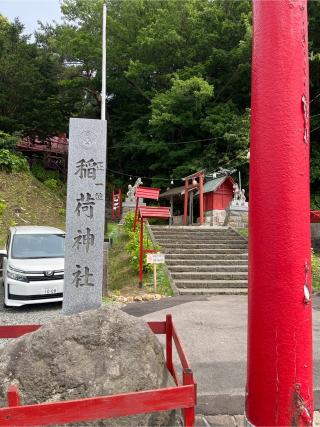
[
  {"x1": 196, "y1": 412, "x2": 320, "y2": 427},
  {"x1": 197, "y1": 389, "x2": 320, "y2": 416}
]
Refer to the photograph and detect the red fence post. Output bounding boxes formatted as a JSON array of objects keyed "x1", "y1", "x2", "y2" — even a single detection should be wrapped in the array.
[
  {"x1": 199, "y1": 174, "x2": 204, "y2": 226},
  {"x1": 183, "y1": 180, "x2": 188, "y2": 226},
  {"x1": 166, "y1": 314, "x2": 173, "y2": 375},
  {"x1": 7, "y1": 385, "x2": 20, "y2": 407},
  {"x1": 139, "y1": 217, "x2": 144, "y2": 288},
  {"x1": 183, "y1": 369, "x2": 195, "y2": 427},
  {"x1": 134, "y1": 197, "x2": 139, "y2": 231},
  {"x1": 247, "y1": 1, "x2": 313, "y2": 426}
]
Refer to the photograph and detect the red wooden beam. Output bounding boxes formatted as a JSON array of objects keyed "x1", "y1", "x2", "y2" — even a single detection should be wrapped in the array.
[
  {"x1": 136, "y1": 187, "x2": 160, "y2": 200},
  {"x1": 172, "y1": 325, "x2": 190, "y2": 370},
  {"x1": 139, "y1": 206, "x2": 171, "y2": 219},
  {"x1": 247, "y1": 1, "x2": 313, "y2": 425},
  {"x1": 166, "y1": 315, "x2": 173, "y2": 374},
  {"x1": 133, "y1": 187, "x2": 161, "y2": 231},
  {"x1": 147, "y1": 321, "x2": 166, "y2": 334},
  {"x1": 0, "y1": 385, "x2": 195, "y2": 426},
  {"x1": 0, "y1": 325, "x2": 41, "y2": 338}
]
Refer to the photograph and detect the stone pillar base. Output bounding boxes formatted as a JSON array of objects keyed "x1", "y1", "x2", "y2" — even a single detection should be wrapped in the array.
[
  {"x1": 201, "y1": 210, "x2": 227, "y2": 226},
  {"x1": 224, "y1": 204, "x2": 248, "y2": 228}
]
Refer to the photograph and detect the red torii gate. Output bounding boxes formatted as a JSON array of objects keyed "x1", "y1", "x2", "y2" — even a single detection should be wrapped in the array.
[
  {"x1": 133, "y1": 187, "x2": 160, "y2": 231},
  {"x1": 183, "y1": 171, "x2": 204, "y2": 226},
  {"x1": 138, "y1": 206, "x2": 171, "y2": 288}
]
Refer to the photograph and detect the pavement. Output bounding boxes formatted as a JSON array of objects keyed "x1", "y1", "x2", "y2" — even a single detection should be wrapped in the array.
[
  {"x1": 123, "y1": 294, "x2": 320, "y2": 416},
  {"x1": 2, "y1": 291, "x2": 320, "y2": 422}
]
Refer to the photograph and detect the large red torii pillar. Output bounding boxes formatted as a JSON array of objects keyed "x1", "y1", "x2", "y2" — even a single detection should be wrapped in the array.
[{"x1": 246, "y1": 1, "x2": 313, "y2": 426}]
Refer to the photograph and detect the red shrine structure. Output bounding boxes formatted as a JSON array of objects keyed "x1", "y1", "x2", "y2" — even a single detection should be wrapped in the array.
[
  {"x1": 202, "y1": 175, "x2": 234, "y2": 211},
  {"x1": 160, "y1": 171, "x2": 235, "y2": 226}
]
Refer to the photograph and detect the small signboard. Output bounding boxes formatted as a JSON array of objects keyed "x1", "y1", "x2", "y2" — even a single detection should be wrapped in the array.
[{"x1": 146, "y1": 253, "x2": 165, "y2": 264}]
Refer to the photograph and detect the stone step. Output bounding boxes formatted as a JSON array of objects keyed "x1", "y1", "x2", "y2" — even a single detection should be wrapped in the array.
[
  {"x1": 169, "y1": 265, "x2": 248, "y2": 272},
  {"x1": 172, "y1": 272, "x2": 248, "y2": 281},
  {"x1": 174, "y1": 279, "x2": 248, "y2": 289},
  {"x1": 166, "y1": 259, "x2": 248, "y2": 266},
  {"x1": 151, "y1": 226, "x2": 230, "y2": 231},
  {"x1": 178, "y1": 288, "x2": 248, "y2": 296},
  {"x1": 166, "y1": 253, "x2": 248, "y2": 260},
  {"x1": 154, "y1": 236, "x2": 245, "y2": 243},
  {"x1": 152, "y1": 231, "x2": 238, "y2": 237},
  {"x1": 164, "y1": 248, "x2": 248, "y2": 254},
  {"x1": 160, "y1": 243, "x2": 247, "y2": 250}
]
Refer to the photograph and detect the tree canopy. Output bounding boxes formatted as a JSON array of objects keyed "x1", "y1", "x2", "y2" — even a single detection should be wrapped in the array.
[{"x1": 0, "y1": 0, "x2": 319, "y2": 197}]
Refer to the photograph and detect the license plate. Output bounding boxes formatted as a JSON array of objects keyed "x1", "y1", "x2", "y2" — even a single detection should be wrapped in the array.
[{"x1": 43, "y1": 288, "x2": 57, "y2": 295}]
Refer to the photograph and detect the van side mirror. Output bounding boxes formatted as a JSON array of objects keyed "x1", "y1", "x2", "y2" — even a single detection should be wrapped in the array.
[{"x1": 0, "y1": 250, "x2": 7, "y2": 258}]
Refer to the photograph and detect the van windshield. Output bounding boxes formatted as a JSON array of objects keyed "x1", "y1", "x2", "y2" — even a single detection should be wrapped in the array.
[{"x1": 11, "y1": 234, "x2": 65, "y2": 259}]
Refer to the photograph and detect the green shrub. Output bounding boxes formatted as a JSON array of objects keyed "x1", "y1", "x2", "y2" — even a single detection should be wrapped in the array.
[
  {"x1": 123, "y1": 211, "x2": 135, "y2": 233},
  {"x1": 31, "y1": 162, "x2": 60, "y2": 182},
  {"x1": 148, "y1": 264, "x2": 173, "y2": 296},
  {"x1": 31, "y1": 163, "x2": 66, "y2": 196},
  {"x1": 44, "y1": 178, "x2": 59, "y2": 191},
  {"x1": 126, "y1": 229, "x2": 154, "y2": 273},
  {"x1": 0, "y1": 131, "x2": 19, "y2": 150},
  {"x1": 122, "y1": 212, "x2": 157, "y2": 272},
  {"x1": 0, "y1": 199, "x2": 6, "y2": 216},
  {"x1": 0, "y1": 149, "x2": 29, "y2": 172},
  {"x1": 58, "y1": 208, "x2": 66, "y2": 217},
  {"x1": 312, "y1": 249, "x2": 320, "y2": 291},
  {"x1": 106, "y1": 222, "x2": 120, "y2": 243}
]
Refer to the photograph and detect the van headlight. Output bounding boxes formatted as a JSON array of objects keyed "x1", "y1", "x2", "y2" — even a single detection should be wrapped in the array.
[{"x1": 7, "y1": 270, "x2": 29, "y2": 282}]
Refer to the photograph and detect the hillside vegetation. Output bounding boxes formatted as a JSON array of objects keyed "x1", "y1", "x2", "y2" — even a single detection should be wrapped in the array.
[
  {"x1": 1, "y1": 2, "x2": 319, "y2": 199},
  {"x1": 0, "y1": 171, "x2": 65, "y2": 245}
]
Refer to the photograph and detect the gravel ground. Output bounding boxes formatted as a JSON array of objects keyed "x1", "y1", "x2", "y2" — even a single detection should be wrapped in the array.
[{"x1": 0, "y1": 285, "x2": 62, "y2": 348}]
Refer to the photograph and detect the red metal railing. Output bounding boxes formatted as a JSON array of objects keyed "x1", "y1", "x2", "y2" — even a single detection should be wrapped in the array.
[{"x1": 0, "y1": 314, "x2": 196, "y2": 426}]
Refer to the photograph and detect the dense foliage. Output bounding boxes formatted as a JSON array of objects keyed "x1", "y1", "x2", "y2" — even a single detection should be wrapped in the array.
[
  {"x1": 123, "y1": 211, "x2": 154, "y2": 272},
  {"x1": 0, "y1": 1, "x2": 319, "y2": 197}
]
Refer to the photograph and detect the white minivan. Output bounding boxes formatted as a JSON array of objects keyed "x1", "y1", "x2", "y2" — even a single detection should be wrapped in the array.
[{"x1": 0, "y1": 226, "x2": 65, "y2": 307}]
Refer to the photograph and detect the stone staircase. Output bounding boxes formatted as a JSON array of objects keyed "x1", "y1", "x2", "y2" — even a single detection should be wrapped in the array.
[{"x1": 150, "y1": 226, "x2": 248, "y2": 295}]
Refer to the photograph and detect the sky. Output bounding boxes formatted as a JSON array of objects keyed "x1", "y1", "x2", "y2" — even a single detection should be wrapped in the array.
[{"x1": 0, "y1": 0, "x2": 62, "y2": 36}]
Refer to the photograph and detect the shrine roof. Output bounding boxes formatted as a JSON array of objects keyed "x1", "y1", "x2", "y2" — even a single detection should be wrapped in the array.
[
  {"x1": 159, "y1": 186, "x2": 185, "y2": 198},
  {"x1": 197, "y1": 175, "x2": 234, "y2": 195}
]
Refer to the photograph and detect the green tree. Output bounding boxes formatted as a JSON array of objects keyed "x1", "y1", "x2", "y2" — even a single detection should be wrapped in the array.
[
  {"x1": 44, "y1": 0, "x2": 252, "y2": 185},
  {"x1": 0, "y1": 16, "x2": 67, "y2": 139}
]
